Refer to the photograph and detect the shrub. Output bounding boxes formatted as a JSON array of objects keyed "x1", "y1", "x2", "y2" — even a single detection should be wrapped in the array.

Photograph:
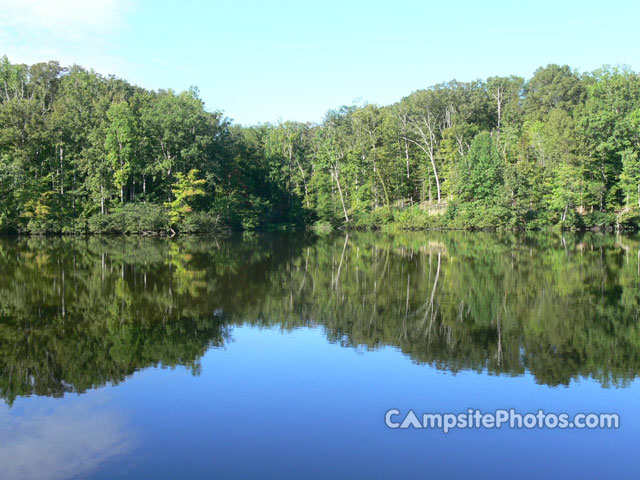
[
  {"x1": 88, "y1": 204, "x2": 170, "y2": 233},
  {"x1": 353, "y1": 206, "x2": 394, "y2": 230},
  {"x1": 180, "y1": 212, "x2": 222, "y2": 233}
]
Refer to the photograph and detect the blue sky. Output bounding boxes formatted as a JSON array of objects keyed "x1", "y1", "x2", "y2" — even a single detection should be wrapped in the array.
[{"x1": 1, "y1": 0, "x2": 639, "y2": 124}]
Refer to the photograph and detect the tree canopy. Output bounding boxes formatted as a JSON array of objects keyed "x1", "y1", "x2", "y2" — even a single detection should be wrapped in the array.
[{"x1": 2, "y1": 57, "x2": 640, "y2": 232}]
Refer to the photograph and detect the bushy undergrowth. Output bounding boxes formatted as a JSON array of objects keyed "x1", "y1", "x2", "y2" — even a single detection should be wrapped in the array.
[{"x1": 88, "y1": 204, "x2": 170, "y2": 233}]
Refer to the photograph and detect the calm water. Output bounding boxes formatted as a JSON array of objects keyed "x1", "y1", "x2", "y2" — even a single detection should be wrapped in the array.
[{"x1": 1, "y1": 232, "x2": 640, "y2": 479}]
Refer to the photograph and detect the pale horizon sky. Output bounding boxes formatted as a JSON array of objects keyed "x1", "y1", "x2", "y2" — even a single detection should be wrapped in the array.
[{"x1": 1, "y1": 0, "x2": 639, "y2": 125}]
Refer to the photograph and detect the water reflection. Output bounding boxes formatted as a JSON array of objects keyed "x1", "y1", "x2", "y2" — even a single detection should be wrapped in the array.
[
  {"x1": 1, "y1": 231, "x2": 639, "y2": 404},
  {"x1": 0, "y1": 397, "x2": 134, "y2": 480}
]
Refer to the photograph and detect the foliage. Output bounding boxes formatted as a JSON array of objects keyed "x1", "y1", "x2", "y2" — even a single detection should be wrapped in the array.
[
  {"x1": 2, "y1": 56, "x2": 640, "y2": 232},
  {"x1": 87, "y1": 204, "x2": 169, "y2": 233},
  {"x1": 166, "y1": 169, "x2": 206, "y2": 227}
]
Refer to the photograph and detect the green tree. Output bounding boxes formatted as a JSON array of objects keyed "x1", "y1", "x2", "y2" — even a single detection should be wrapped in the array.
[
  {"x1": 105, "y1": 101, "x2": 139, "y2": 204},
  {"x1": 166, "y1": 169, "x2": 206, "y2": 228},
  {"x1": 457, "y1": 132, "x2": 504, "y2": 202}
]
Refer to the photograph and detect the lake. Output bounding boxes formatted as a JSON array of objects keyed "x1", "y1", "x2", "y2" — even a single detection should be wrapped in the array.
[{"x1": 1, "y1": 232, "x2": 639, "y2": 479}]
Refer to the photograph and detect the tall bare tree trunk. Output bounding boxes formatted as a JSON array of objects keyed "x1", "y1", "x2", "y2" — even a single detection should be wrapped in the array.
[
  {"x1": 59, "y1": 147, "x2": 64, "y2": 195},
  {"x1": 403, "y1": 130, "x2": 441, "y2": 203},
  {"x1": 332, "y1": 166, "x2": 349, "y2": 223},
  {"x1": 296, "y1": 160, "x2": 309, "y2": 207},
  {"x1": 404, "y1": 138, "x2": 410, "y2": 179}
]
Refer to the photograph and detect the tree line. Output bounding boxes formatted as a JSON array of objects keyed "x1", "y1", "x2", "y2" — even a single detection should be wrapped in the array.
[{"x1": 2, "y1": 56, "x2": 640, "y2": 233}]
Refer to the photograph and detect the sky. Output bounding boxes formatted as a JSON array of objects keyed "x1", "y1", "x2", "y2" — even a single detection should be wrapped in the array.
[{"x1": 1, "y1": 0, "x2": 639, "y2": 125}]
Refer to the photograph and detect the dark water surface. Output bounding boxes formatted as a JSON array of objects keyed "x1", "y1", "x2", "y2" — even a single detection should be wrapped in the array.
[{"x1": 1, "y1": 232, "x2": 639, "y2": 479}]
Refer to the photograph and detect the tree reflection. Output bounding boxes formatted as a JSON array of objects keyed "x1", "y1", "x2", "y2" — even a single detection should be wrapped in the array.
[{"x1": 1, "y1": 231, "x2": 640, "y2": 404}]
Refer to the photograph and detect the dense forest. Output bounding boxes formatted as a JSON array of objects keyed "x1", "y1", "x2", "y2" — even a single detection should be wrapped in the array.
[
  {"x1": 1, "y1": 56, "x2": 640, "y2": 233},
  {"x1": 2, "y1": 231, "x2": 640, "y2": 404}
]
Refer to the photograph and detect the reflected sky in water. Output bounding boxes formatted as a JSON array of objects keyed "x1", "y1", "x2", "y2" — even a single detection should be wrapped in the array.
[
  {"x1": 2, "y1": 326, "x2": 638, "y2": 479},
  {"x1": 0, "y1": 395, "x2": 134, "y2": 480}
]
